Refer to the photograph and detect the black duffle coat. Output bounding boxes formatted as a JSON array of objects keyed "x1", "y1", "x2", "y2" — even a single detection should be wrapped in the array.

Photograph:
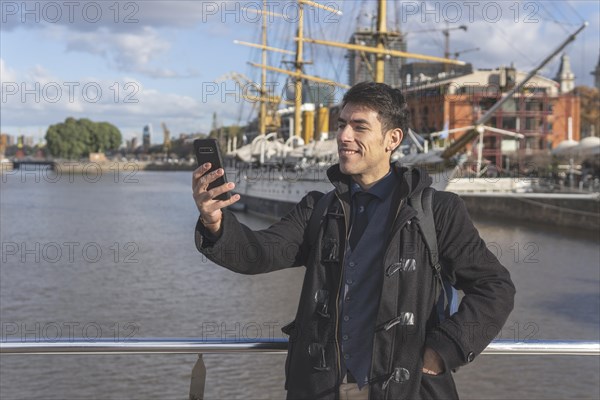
[{"x1": 195, "y1": 163, "x2": 516, "y2": 400}]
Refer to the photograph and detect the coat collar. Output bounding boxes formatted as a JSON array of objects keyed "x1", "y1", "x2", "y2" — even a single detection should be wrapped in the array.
[{"x1": 326, "y1": 161, "x2": 426, "y2": 203}]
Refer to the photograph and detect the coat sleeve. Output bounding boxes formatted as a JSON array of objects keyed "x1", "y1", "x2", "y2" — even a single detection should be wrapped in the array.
[
  {"x1": 425, "y1": 191, "x2": 516, "y2": 371},
  {"x1": 194, "y1": 191, "x2": 323, "y2": 275}
]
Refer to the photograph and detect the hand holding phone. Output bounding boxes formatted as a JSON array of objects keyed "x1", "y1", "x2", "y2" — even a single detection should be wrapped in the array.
[
  {"x1": 193, "y1": 139, "x2": 231, "y2": 201},
  {"x1": 192, "y1": 139, "x2": 240, "y2": 235}
]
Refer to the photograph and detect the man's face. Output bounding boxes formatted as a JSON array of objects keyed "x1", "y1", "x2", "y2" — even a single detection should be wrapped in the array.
[{"x1": 337, "y1": 103, "x2": 400, "y2": 188}]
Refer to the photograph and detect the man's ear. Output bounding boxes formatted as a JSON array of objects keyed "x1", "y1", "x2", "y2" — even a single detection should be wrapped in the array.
[{"x1": 387, "y1": 128, "x2": 403, "y2": 152}]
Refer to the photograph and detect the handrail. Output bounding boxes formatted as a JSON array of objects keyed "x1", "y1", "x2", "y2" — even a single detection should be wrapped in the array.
[
  {"x1": 3, "y1": 339, "x2": 597, "y2": 400},
  {"x1": 1, "y1": 339, "x2": 599, "y2": 356}
]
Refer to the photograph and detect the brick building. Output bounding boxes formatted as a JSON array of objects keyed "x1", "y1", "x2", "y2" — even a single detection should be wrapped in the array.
[{"x1": 403, "y1": 65, "x2": 580, "y2": 169}]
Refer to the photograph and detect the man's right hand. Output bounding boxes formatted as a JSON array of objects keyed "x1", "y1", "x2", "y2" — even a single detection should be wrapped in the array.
[{"x1": 192, "y1": 162, "x2": 240, "y2": 236}]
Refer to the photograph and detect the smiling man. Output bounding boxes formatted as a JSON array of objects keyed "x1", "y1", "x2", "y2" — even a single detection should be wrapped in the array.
[
  {"x1": 193, "y1": 82, "x2": 515, "y2": 400},
  {"x1": 337, "y1": 101, "x2": 401, "y2": 189}
]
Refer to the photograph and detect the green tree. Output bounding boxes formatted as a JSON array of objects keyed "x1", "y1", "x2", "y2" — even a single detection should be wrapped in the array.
[
  {"x1": 575, "y1": 86, "x2": 600, "y2": 137},
  {"x1": 45, "y1": 118, "x2": 122, "y2": 158}
]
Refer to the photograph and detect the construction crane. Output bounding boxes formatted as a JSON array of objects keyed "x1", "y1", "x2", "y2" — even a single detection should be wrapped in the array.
[
  {"x1": 408, "y1": 24, "x2": 468, "y2": 59},
  {"x1": 453, "y1": 47, "x2": 480, "y2": 59}
]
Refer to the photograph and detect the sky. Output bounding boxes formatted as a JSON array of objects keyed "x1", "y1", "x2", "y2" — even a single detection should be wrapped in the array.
[{"x1": 1, "y1": 0, "x2": 598, "y2": 144}]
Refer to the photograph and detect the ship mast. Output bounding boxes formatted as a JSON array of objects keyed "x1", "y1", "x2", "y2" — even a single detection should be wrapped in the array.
[
  {"x1": 375, "y1": 0, "x2": 386, "y2": 83},
  {"x1": 244, "y1": 0, "x2": 460, "y2": 142},
  {"x1": 293, "y1": 1, "x2": 305, "y2": 138},
  {"x1": 259, "y1": 0, "x2": 268, "y2": 135},
  {"x1": 301, "y1": 0, "x2": 465, "y2": 83},
  {"x1": 242, "y1": 1, "x2": 345, "y2": 139},
  {"x1": 290, "y1": 0, "x2": 344, "y2": 138},
  {"x1": 235, "y1": 7, "x2": 297, "y2": 136}
]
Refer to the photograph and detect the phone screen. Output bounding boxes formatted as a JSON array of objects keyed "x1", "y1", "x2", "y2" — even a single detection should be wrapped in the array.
[{"x1": 194, "y1": 139, "x2": 231, "y2": 201}]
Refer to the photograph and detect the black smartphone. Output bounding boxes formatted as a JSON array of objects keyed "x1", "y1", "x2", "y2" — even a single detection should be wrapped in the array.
[{"x1": 194, "y1": 138, "x2": 231, "y2": 201}]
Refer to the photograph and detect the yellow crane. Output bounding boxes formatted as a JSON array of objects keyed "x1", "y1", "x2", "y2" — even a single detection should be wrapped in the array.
[{"x1": 161, "y1": 122, "x2": 171, "y2": 154}]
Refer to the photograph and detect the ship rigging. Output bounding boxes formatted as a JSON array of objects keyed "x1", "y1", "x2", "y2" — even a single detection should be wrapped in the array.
[{"x1": 217, "y1": 0, "x2": 587, "y2": 217}]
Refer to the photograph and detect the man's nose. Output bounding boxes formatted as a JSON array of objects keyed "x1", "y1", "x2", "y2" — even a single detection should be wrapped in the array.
[{"x1": 337, "y1": 125, "x2": 353, "y2": 142}]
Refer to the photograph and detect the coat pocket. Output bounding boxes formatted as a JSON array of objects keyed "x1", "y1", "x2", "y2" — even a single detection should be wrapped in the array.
[
  {"x1": 282, "y1": 320, "x2": 297, "y2": 391},
  {"x1": 420, "y1": 369, "x2": 459, "y2": 400}
]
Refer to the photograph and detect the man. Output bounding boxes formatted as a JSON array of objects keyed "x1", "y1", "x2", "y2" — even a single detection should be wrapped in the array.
[{"x1": 192, "y1": 82, "x2": 515, "y2": 399}]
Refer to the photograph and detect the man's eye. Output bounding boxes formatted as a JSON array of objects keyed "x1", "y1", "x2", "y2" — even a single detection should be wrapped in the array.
[{"x1": 337, "y1": 124, "x2": 346, "y2": 129}]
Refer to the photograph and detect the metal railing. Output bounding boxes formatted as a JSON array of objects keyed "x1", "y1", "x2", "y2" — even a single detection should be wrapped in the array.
[
  {"x1": 2, "y1": 339, "x2": 599, "y2": 400},
  {"x1": 2, "y1": 338, "x2": 599, "y2": 356}
]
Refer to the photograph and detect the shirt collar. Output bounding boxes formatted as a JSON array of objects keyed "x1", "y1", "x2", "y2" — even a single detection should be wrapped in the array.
[{"x1": 351, "y1": 168, "x2": 395, "y2": 201}]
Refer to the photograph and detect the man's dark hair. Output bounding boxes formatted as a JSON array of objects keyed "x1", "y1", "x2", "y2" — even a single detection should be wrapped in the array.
[{"x1": 341, "y1": 82, "x2": 410, "y2": 135}]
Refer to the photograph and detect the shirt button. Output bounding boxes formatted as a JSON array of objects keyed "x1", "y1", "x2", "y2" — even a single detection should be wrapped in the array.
[
  {"x1": 358, "y1": 206, "x2": 365, "y2": 213},
  {"x1": 342, "y1": 335, "x2": 349, "y2": 341},
  {"x1": 348, "y1": 262, "x2": 356, "y2": 268},
  {"x1": 344, "y1": 353, "x2": 351, "y2": 360},
  {"x1": 345, "y1": 296, "x2": 351, "y2": 302},
  {"x1": 343, "y1": 315, "x2": 350, "y2": 322},
  {"x1": 346, "y1": 279, "x2": 354, "y2": 285}
]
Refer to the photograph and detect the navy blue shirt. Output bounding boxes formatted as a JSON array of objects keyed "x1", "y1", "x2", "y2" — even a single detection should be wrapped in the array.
[
  {"x1": 340, "y1": 169, "x2": 397, "y2": 387},
  {"x1": 350, "y1": 170, "x2": 396, "y2": 225}
]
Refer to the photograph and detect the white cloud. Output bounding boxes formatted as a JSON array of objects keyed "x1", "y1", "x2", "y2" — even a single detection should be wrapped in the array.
[
  {"x1": 62, "y1": 26, "x2": 193, "y2": 78},
  {"x1": 0, "y1": 60, "x2": 214, "y2": 140},
  {"x1": 2, "y1": 0, "x2": 598, "y2": 140},
  {"x1": 0, "y1": 2, "x2": 224, "y2": 78},
  {"x1": 0, "y1": 58, "x2": 18, "y2": 83}
]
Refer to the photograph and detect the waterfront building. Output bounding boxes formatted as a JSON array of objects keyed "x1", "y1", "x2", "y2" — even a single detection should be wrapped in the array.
[
  {"x1": 402, "y1": 64, "x2": 580, "y2": 169},
  {"x1": 0, "y1": 133, "x2": 7, "y2": 156},
  {"x1": 142, "y1": 124, "x2": 152, "y2": 152},
  {"x1": 22, "y1": 135, "x2": 35, "y2": 147},
  {"x1": 162, "y1": 122, "x2": 171, "y2": 152},
  {"x1": 130, "y1": 137, "x2": 138, "y2": 152},
  {"x1": 555, "y1": 53, "x2": 575, "y2": 94}
]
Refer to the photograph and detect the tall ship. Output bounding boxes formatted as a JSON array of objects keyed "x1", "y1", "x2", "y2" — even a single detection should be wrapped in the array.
[{"x1": 220, "y1": 0, "x2": 588, "y2": 218}]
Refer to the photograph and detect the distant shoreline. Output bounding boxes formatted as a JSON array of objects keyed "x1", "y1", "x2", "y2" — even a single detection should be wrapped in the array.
[
  {"x1": 0, "y1": 160, "x2": 201, "y2": 177},
  {"x1": 55, "y1": 160, "x2": 198, "y2": 172},
  {"x1": 144, "y1": 162, "x2": 196, "y2": 171}
]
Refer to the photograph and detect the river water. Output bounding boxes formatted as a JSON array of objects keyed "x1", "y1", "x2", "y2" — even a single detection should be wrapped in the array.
[{"x1": 0, "y1": 170, "x2": 598, "y2": 400}]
